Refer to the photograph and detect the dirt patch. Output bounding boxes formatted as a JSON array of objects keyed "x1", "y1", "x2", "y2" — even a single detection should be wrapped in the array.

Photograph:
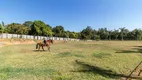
[
  {"x1": 53, "y1": 40, "x2": 67, "y2": 44},
  {"x1": 0, "y1": 39, "x2": 36, "y2": 47},
  {"x1": 0, "y1": 39, "x2": 66, "y2": 47}
]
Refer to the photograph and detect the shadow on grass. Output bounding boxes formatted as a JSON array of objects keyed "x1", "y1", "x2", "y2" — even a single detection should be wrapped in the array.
[
  {"x1": 116, "y1": 46, "x2": 142, "y2": 54},
  {"x1": 33, "y1": 50, "x2": 49, "y2": 52},
  {"x1": 56, "y1": 52, "x2": 85, "y2": 58},
  {"x1": 72, "y1": 60, "x2": 141, "y2": 79},
  {"x1": 116, "y1": 50, "x2": 141, "y2": 53},
  {"x1": 134, "y1": 46, "x2": 142, "y2": 47}
]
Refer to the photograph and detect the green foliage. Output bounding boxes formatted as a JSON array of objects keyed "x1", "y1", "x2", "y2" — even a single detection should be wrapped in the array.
[
  {"x1": 63, "y1": 31, "x2": 69, "y2": 38},
  {"x1": 111, "y1": 30, "x2": 119, "y2": 40},
  {"x1": 119, "y1": 27, "x2": 129, "y2": 40},
  {"x1": 98, "y1": 28, "x2": 109, "y2": 40},
  {"x1": 95, "y1": 35, "x2": 100, "y2": 41},
  {"x1": 23, "y1": 21, "x2": 33, "y2": 27},
  {"x1": 80, "y1": 26, "x2": 142, "y2": 40},
  {"x1": 6, "y1": 23, "x2": 30, "y2": 34},
  {"x1": 62, "y1": 31, "x2": 79, "y2": 38},
  {"x1": 52, "y1": 26, "x2": 65, "y2": 37},
  {"x1": 2, "y1": 21, "x2": 4, "y2": 27},
  {"x1": 0, "y1": 24, "x2": 3, "y2": 33},
  {"x1": 133, "y1": 29, "x2": 142, "y2": 40},
  {"x1": 69, "y1": 32, "x2": 78, "y2": 38},
  {"x1": 30, "y1": 20, "x2": 53, "y2": 36},
  {"x1": 46, "y1": 24, "x2": 52, "y2": 30},
  {"x1": 2, "y1": 20, "x2": 142, "y2": 40},
  {"x1": 81, "y1": 26, "x2": 93, "y2": 40}
]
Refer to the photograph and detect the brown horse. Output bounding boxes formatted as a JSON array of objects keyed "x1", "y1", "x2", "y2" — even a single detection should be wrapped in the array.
[{"x1": 36, "y1": 39, "x2": 53, "y2": 51}]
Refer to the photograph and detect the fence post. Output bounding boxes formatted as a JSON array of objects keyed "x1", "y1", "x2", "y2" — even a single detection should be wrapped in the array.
[{"x1": 6, "y1": 33, "x2": 8, "y2": 38}]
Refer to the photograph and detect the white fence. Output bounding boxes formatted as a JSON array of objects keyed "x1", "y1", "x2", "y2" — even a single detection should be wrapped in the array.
[{"x1": 0, "y1": 33, "x2": 80, "y2": 41}]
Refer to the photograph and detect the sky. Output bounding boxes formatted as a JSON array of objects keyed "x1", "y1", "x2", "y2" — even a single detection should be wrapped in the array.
[{"x1": 0, "y1": 0, "x2": 142, "y2": 32}]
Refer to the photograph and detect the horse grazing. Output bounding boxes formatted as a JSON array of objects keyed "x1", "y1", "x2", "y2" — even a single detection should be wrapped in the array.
[{"x1": 36, "y1": 39, "x2": 53, "y2": 51}]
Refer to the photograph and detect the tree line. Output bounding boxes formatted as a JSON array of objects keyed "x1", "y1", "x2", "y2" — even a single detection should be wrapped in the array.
[{"x1": 0, "y1": 20, "x2": 142, "y2": 40}]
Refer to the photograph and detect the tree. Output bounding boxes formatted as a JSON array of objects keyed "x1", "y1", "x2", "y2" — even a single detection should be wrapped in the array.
[
  {"x1": 30, "y1": 20, "x2": 53, "y2": 36},
  {"x1": 0, "y1": 24, "x2": 3, "y2": 33},
  {"x1": 80, "y1": 26, "x2": 93, "y2": 40},
  {"x1": 4, "y1": 20, "x2": 142, "y2": 41},
  {"x1": 6, "y1": 23, "x2": 30, "y2": 34},
  {"x1": 119, "y1": 27, "x2": 129, "y2": 40},
  {"x1": 97, "y1": 28, "x2": 109, "y2": 40},
  {"x1": 23, "y1": 21, "x2": 33, "y2": 27},
  {"x1": 46, "y1": 24, "x2": 52, "y2": 30},
  {"x1": 77, "y1": 32, "x2": 81, "y2": 39},
  {"x1": 52, "y1": 26, "x2": 65, "y2": 37},
  {"x1": 63, "y1": 31, "x2": 69, "y2": 38},
  {"x1": 111, "y1": 29, "x2": 119, "y2": 40},
  {"x1": 132, "y1": 29, "x2": 142, "y2": 40},
  {"x1": 108, "y1": 30, "x2": 112, "y2": 40},
  {"x1": 1, "y1": 21, "x2": 5, "y2": 33},
  {"x1": 2, "y1": 21, "x2": 4, "y2": 27},
  {"x1": 119, "y1": 27, "x2": 124, "y2": 40},
  {"x1": 69, "y1": 32, "x2": 78, "y2": 38},
  {"x1": 91, "y1": 30, "x2": 98, "y2": 40}
]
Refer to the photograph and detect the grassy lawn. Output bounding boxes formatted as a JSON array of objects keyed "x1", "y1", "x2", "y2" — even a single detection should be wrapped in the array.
[{"x1": 0, "y1": 41, "x2": 141, "y2": 80}]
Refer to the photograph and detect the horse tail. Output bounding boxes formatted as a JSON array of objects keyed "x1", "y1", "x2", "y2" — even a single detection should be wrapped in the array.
[{"x1": 36, "y1": 43, "x2": 39, "y2": 49}]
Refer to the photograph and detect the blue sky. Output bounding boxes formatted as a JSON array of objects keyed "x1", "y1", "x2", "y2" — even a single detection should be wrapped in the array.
[{"x1": 0, "y1": 0, "x2": 142, "y2": 32}]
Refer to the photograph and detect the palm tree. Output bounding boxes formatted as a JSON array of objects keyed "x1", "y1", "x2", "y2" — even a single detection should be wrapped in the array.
[
  {"x1": 119, "y1": 27, "x2": 125, "y2": 41},
  {"x1": 1, "y1": 21, "x2": 4, "y2": 34},
  {"x1": 108, "y1": 30, "x2": 112, "y2": 40},
  {"x1": 134, "y1": 29, "x2": 142, "y2": 40}
]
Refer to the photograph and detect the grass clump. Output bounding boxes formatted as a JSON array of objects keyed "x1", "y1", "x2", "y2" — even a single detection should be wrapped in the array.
[
  {"x1": 74, "y1": 54, "x2": 85, "y2": 58},
  {"x1": 92, "y1": 52, "x2": 111, "y2": 59},
  {"x1": 57, "y1": 52, "x2": 85, "y2": 58},
  {"x1": 57, "y1": 52, "x2": 72, "y2": 57}
]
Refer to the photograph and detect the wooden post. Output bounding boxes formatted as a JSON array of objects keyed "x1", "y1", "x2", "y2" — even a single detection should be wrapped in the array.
[
  {"x1": 126, "y1": 61, "x2": 142, "y2": 80},
  {"x1": 138, "y1": 70, "x2": 142, "y2": 76}
]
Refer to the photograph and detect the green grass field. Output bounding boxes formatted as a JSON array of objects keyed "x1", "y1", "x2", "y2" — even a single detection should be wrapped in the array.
[{"x1": 0, "y1": 41, "x2": 141, "y2": 80}]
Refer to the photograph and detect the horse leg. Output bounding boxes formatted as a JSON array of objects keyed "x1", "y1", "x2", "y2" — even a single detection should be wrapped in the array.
[
  {"x1": 39, "y1": 46, "x2": 41, "y2": 51},
  {"x1": 48, "y1": 46, "x2": 50, "y2": 52},
  {"x1": 36, "y1": 43, "x2": 38, "y2": 49},
  {"x1": 48, "y1": 47, "x2": 50, "y2": 52},
  {"x1": 42, "y1": 46, "x2": 45, "y2": 51}
]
